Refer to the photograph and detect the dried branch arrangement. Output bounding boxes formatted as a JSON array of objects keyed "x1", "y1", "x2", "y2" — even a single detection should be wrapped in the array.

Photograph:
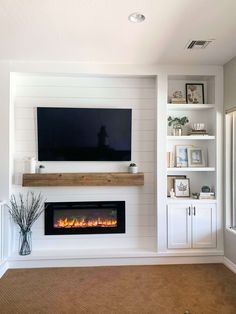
[
  {"x1": 8, "y1": 192, "x2": 45, "y2": 231},
  {"x1": 7, "y1": 192, "x2": 45, "y2": 255}
]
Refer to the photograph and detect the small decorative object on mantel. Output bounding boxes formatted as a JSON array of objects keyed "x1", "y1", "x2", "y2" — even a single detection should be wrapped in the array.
[
  {"x1": 128, "y1": 163, "x2": 138, "y2": 173},
  {"x1": 25, "y1": 157, "x2": 37, "y2": 173},
  {"x1": 38, "y1": 164, "x2": 45, "y2": 173},
  {"x1": 168, "y1": 116, "x2": 189, "y2": 136},
  {"x1": 170, "y1": 91, "x2": 186, "y2": 104},
  {"x1": 7, "y1": 192, "x2": 45, "y2": 256},
  {"x1": 186, "y1": 83, "x2": 204, "y2": 104}
]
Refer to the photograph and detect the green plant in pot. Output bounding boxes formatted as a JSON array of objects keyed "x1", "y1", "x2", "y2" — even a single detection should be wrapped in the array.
[
  {"x1": 168, "y1": 116, "x2": 189, "y2": 136},
  {"x1": 128, "y1": 163, "x2": 138, "y2": 173}
]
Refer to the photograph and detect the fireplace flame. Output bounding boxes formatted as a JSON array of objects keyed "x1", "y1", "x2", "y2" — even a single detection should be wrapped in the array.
[{"x1": 54, "y1": 217, "x2": 117, "y2": 228}]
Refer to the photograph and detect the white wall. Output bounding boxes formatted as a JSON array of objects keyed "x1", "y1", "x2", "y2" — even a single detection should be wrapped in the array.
[
  {"x1": 224, "y1": 57, "x2": 236, "y2": 112},
  {"x1": 12, "y1": 74, "x2": 157, "y2": 253},
  {"x1": 224, "y1": 56, "x2": 236, "y2": 264},
  {"x1": 0, "y1": 62, "x2": 10, "y2": 200}
]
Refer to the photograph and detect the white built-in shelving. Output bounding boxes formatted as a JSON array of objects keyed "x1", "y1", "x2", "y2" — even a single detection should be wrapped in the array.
[{"x1": 157, "y1": 70, "x2": 223, "y2": 257}]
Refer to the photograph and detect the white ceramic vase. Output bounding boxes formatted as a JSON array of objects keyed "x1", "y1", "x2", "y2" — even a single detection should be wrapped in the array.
[{"x1": 128, "y1": 166, "x2": 138, "y2": 173}]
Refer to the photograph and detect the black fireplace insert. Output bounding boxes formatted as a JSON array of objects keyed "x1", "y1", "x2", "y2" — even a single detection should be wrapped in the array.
[{"x1": 45, "y1": 201, "x2": 125, "y2": 235}]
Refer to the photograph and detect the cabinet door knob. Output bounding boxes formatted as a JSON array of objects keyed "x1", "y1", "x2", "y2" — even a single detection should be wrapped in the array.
[
  {"x1": 193, "y1": 206, "x2": 196, "y2": 216},
  {"x1": 188, "y1": 206, "x2": 191, "y2": 216}
]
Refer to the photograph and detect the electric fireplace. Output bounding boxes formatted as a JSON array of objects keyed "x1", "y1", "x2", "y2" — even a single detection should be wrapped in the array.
[{"x1": 45, "y1": 201, "x2": 125, "y2": 235}]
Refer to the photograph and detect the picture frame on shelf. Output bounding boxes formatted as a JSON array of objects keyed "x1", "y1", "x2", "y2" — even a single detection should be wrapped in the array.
[
  {"x1": 167, "y1": 175, "x2": 186, "y2": 197},
  {"x1": 186, "y1": 83, "x2": 204, "y2": 104},
  {"x1": 175, "y1": 145, "x2": 192, "y2": 167},
  {"x1": 187, "y1": 147, "x2": 206, "y2": 167},
  {"x1": 174, "y1": 178, "x2": 190, "y2": 197}
]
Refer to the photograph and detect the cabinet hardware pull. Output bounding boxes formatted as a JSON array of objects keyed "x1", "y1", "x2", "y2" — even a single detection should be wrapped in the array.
[
  {"x1": 188, "y1": 206, "x2": 191, "y2": 216},
  {"x1": 193, "y1": 206, "x2": 196, "y2": 216}
]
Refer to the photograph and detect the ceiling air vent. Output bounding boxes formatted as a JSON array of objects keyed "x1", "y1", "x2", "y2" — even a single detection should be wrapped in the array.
[{"x1": 186, "y1": 39, "x2": 214, "y2": 50}]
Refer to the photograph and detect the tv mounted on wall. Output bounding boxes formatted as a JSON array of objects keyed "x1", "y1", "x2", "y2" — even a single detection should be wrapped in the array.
[{"x1": 37, "y1": 107, "x2": 132, "y2": 161}]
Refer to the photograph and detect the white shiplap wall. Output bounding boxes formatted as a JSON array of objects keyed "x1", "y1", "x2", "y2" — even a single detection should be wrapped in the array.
[{"x1": 13, "y1": 74, "x2": 156, "y2": 252}]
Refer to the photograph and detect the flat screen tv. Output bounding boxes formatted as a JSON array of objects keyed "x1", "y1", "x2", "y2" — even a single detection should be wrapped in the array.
[{"x1": 37, "y1": 107, "x2": 132, "y2": 161}]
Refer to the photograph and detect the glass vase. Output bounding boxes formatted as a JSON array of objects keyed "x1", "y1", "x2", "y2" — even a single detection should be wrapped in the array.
[
  {"x1": 172, "y1": 125, "x2": 183, "y2": 136},
  {"x1": 19, "y1": 229, "x2": 32, "y2": 255}
]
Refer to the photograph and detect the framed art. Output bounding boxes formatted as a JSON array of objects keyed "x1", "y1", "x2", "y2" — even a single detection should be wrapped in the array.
[
  {"x1": 186, "y1": 83, "x2": 204, "y2": 104},
  {"x1": 174, "y1": 178, "x2": 190, "y2": 197},
  {"x1": 167, "y1": 175, "x2": 186, "y2": 197},
  {"x1": 175, "y1": 145, "x2": 192, "y2": 167},
  {"x1": 187, "y1": 147, "x2": 205, "y2": 167}
]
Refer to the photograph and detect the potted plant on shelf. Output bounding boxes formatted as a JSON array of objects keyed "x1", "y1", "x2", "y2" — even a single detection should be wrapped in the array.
[
  {"x1": 128, "y1": 163, "x2": 138, "y2": 174},
  {"x1": 168, "y1": 116, "x2": 189, "y2": 136},
  {"x1": 38, "y1": 164, "x2": 45, "y2": 173},
  {"x1": 7, "y1": 192, "x2": 45, "y2": 255}
]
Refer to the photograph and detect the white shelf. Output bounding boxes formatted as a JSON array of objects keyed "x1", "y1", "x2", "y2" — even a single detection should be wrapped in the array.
[
  {"x1": 166, "y1": 198, "x2": 217, "y2": 204},
  {"x1": 167, "y1": 104, "x2": 215, "y2": 111},
  {"x1": 167, "y1": 136, "x2": 215, "y2": 140},
  {"x1": 167, "y1": 167, "x2": 215, "y2": 172}
]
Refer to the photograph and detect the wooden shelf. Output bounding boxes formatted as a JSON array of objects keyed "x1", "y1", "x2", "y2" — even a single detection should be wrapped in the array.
[{"x1": 22, "y1": 172, "x2": 144, "y2": 187}]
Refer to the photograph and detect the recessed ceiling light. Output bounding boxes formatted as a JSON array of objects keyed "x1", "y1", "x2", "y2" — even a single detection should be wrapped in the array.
[{"x1": 128, "y1": 12, "x2": 145, "y2": 23}]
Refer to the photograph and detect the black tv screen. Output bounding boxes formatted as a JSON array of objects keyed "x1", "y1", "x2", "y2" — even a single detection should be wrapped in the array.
[{"x1": 37, "y1": 108, "x2": 132, "y2": 161}]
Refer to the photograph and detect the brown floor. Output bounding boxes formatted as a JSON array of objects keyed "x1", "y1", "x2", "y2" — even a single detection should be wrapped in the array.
[{"x1": 0, "y1": 264, "x2": 236, "y2": 314}]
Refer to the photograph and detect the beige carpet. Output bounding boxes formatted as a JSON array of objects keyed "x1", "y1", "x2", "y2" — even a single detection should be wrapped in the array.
[{"x1": 0, "y1": 264, "x2": 236, "y2": 314}]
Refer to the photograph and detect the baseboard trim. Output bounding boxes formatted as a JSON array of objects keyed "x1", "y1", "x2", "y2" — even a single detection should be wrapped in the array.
[
  {"x1": 223, "y1": 257, "x2": 236, "y2": 274},
  {"x1": 8, "y1": 255, "x2": 224, "y2": 269},
  {"x1": 0, "y1": 260, "x2": 9, "y2": 278}
]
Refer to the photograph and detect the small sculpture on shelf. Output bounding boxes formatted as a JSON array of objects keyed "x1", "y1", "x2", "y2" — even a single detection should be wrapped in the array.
[
  {"x1": 201, "y1": 185, "x2": 211, "y2": 193},
  {"x1": 170, "y1": 91, "x2": 186, "y2": 104},
  {"x1": 192, "y1": 192, "x2": 200, "y2": 199},
  {"x1": 188, "y1": 123, "x2": 208, "y2": 136},
  {"x1": 169, "y1": 188, "x2": 176, "y2": 199}
]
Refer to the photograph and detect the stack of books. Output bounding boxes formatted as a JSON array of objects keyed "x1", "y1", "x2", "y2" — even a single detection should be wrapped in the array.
[
  {"x1": 167, "y1": 152, "x2": 174, "y2": 168},
  {"x1": 188, "y1": 129, "x2": 208, "y2": 136},
  {"x1": 171, "y1": 98, "x2": 186, "y2": 104},
  {"x1": 199, "y1": 192, "x2": 215, "y2": 200}
]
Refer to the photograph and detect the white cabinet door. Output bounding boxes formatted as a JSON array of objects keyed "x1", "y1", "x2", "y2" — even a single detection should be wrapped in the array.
[
  {"x1": 192, "y1": 204, "x2": 217, "y2": 248},
  {"x1": 167, "y1": 204, "x2": 191, "y2": 249}
]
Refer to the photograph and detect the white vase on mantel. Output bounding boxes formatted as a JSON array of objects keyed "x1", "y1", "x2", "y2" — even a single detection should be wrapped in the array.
[
  {"x1": 128, "y1": 166, "x2": 138, "y2": 174},
  {"x1": 25, "y1": 157, "x2": 37, "y2": 174}
]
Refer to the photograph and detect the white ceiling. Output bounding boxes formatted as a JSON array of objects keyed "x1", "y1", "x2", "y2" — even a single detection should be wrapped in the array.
[{"x1": 0, "y1": 0, "x2": 236, "y2": 65}]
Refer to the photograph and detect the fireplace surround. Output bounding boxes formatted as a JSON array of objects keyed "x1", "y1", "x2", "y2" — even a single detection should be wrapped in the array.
[{"x1": 45, "y1": 201, "x2": 125, "y2": 235}]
